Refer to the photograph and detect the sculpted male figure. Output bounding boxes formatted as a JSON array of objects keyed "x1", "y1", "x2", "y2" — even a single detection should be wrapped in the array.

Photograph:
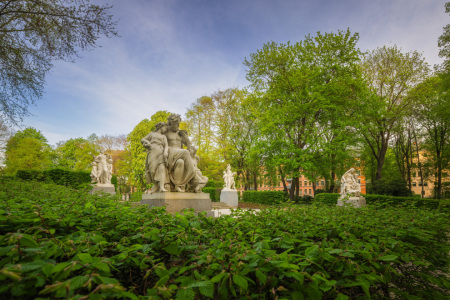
[{"x1": 164, "y1": 114, "x2": 196, "y2": 192}]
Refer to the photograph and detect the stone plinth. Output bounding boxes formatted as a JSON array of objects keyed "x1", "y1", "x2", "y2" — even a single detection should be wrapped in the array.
[
  {"x1": 92, "y1": 184, "x2": 116, "y2": 194},
  {"x1": 337, "y1": 196, "x2": 366, "y2": 208},
  {"x1": 141, "y1": 192, "x2": 212, "y2": 214},
  {"x1": 220, "y1": 190, "x2": 238, "y2": 207}
]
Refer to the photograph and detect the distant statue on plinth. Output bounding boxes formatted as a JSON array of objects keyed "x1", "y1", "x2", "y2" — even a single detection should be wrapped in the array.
[
  {"x1": 90, "y1": 153, "x2": 115, "y2": 194},
  {"x1": 220, "y1": 164, "x2": 238, "y2": 207},
  {"x1": 91, "y1": 153, "x2": 113, "y2": 185},
  {"x1": 223, "y1": 164, "x2": 237, "y2": 190},
  {"x1": 338, "y1": 168, "x2": 365, "y2": 207}
]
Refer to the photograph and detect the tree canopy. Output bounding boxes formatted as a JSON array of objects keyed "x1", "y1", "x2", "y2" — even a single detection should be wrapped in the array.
[{"x1": 0, "y1": 0, "x2": 118, "y2": 123}]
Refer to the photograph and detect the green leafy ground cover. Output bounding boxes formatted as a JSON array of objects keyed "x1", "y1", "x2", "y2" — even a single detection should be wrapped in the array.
[{"x1": 0, "y1": 179, "x2": 449, "y2": 299}]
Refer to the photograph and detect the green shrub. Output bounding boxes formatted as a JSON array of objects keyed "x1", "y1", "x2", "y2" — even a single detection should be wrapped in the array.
[
  {"x1": 367, "y1": 178, "x2": 412, "y2": 197},
  {"x1": 15, "y1": 170, "x2": 49, "y2": 182},
  {"x1": 202, "y1": 187, "x2": 220, "y2": 202},
  {"x1": 242, "y1": 190, "x2": 287, "y2": 205},
  {"x1": 0, "y1": 180, "x2": 448, "y2": 299},
  {"x1": 365, "y1": 194, "x2": 440, "y2": 209},
  {"x1": 204, "y1": 180, "x2": 222, "y2": 189},
  {"x1": 314, "y1": 188, "x2": 326, "y2": 195},
  {"x1": 315, "y1": 193, "x2": 340, "y2": 205},
  {"x1": 130, "y1": 191, "x2": 142, "y2": 202}
]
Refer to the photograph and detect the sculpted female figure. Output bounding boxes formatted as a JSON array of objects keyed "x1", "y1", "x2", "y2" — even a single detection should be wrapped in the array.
[
  {"x1": 141, "y1": 122, "x2": 169, "y2": 193},
  {"x1": 340, "y1": 168, "x2": 360, "y2": 196}
]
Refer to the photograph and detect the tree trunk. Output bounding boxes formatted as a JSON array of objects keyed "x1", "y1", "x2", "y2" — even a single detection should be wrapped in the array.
[
  {"x1": 253, "y1": 172, "x2": 258, "y2": 191},
  {"x1": 375, "y1": 142, "x2": 389, "y2": 180}
]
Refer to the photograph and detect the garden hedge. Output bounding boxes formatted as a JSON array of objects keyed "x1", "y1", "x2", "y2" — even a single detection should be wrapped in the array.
[
  {"x1": 242, "y1": 190, "x2": 287, "y2": 205},
  {"x1": 0, "y1": 178, "x2": 448, "y2": 299},
  {"x1": 314, "y1": 193, "x2": 444, "y2": 210},
  {"x1": 202, "y1": 187, "x2": 220, "y2": 202},
  {"x1": 15, "y1": 168, "x2": 118, "y2": 191}
]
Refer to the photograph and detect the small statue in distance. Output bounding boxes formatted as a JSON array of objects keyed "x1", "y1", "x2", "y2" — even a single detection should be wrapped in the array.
[
  {"x1": 91, "y1": 153, "x2": 113, "y2": 185},
  {"x1": 223, "y1": 164, "x2": 237, "y2": 190}
]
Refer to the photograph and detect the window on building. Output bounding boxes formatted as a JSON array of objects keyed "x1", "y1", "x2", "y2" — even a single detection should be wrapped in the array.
[
  {"x1": 309, "y1": 189, "x2": 312, "y2": 195},
  {"x1": 321, "y1": 181, "x2": 325, "y2": 186},
  {"x1": 413, "y1": 182, "x2": 417, "y2": 187},
  {"x1": 299, "y1": 189, "x2": 302, "y2": 194},
  {"x1": 308, "y1": 181, "x2": 311, "y2": 186},
  {"x1": 304, "y1": 181, "x2": 307, "y2": 186},
  {"x1": 299, "y1": 181, "x2": 302, "y2": 186},
  {"x1": 423, "y1": 182, "x2": 428, "y2": 187}
]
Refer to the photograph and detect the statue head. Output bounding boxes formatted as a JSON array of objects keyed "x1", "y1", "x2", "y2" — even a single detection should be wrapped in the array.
[
  {"x1": 167, "y1": 114, "x2": 181, "y2": 132},
  {"x1": 155, "y1": 122, "x2": 167, "y2": 133}
]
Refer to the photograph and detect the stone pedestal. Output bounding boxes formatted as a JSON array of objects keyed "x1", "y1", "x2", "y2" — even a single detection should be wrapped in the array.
[
  {"x1": 337, "y1": 196, "x2": 366, "y2": 208},
  {"x1": 141, "y1": 192, "x2": 213, "y2": 216},
  {"x1": 220, "y1": 189, "x2": 238, "y2": 207},
  {"x1": 92, "y1": 184, "x2": 116, "y2": 194}
]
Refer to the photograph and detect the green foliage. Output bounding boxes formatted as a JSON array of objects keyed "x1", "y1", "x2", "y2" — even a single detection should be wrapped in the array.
[
  {"x1": 4, "y1": 127, "x2": 53, "y2": 175},
  {"x1": 201, "y1": 187, "x2": 220, "y2": 202},
  {"x1": 367, "y1": 178, "x2": 413, "y2": 197},
  {"x1": 204, "y1": 180, "x2": 221, "y2": 188},
  {"x1": 365, "y1": 194, "x2": 441, "y2": 209},
  {"x1": 0, "y1": 0, "x2": 118, "y2": 124},
  {"x1": 315, "y1": 193, "x2": 340, "y2": 205},
  {"x1": 0, "y1": 179, "x2": 448, "y2": 299},
  {"x1": 244, "y1": 29, "x2": 365, "y2": 199},
  {"x1": 242, "y1": 190, "x2": 287, "y2": 205},
  {"x1": 55, "y1": 137, "x2": 100, "y2": 171},
  {"x1": 16, "y1": 168, "x2": 92, "y2": 189}
]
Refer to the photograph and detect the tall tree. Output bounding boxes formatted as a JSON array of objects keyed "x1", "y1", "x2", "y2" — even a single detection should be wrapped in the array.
[
  {"x1": 0, "y1": 0, "x2": 118, "y2": 123},
  {"x1": 409, "y1": 76, "x2": 450, "y2": 199},
  {"x1": 244, "y1": 29, "x2": 365, "y2": 200},
  {"x1": 55, "y1": 136, "x2": 100, "y2": 171},
  {"x1": 358, "y1": 45, "x2": 429, "y2": 181},
  {"x1": 4, "y1": 127, "x2": 53, "y2": 174}
]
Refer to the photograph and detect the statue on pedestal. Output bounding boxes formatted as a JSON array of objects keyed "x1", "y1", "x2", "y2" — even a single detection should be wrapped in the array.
[
  {"x1": 338, "y1": 168, "x2": 365, "y2": 208},
  {"x1": 90, "y1": 153, "x2": 113, "y2": 185},
  {"x1": 223, "y1": 164, "x2": 236, "y2": 190},
  {"x1": 141, "y1": 114, "x2": 208, "y2": 193},
  {"x1": 340, "y1": 168, "x2": 360, "y2": 197}
]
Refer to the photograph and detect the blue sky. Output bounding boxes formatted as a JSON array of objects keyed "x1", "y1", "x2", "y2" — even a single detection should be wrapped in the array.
[{"x1": 19, "y1": 0, "x2": 448, "y2": 146}]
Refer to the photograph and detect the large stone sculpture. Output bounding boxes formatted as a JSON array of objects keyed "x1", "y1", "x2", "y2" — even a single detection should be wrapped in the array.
[
  {"x1": 90, "y1": 153, "x2": 115, "y2": 194},
  {"x1": 337, "y1": 168, "x2": 366, "y2": 207},
  {"x1": 220, "y1": 164, "x2": 238, "y2": 207},
  {"x1": 140, "y1": 114, "x2": 212, "y2": 215}
]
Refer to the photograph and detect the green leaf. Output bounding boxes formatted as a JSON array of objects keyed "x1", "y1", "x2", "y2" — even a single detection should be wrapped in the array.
[
  {"x1": 255, "y1": 270, "x2": 267, "y2": 284},
  {"x1": 210, "y1": 272, "x2": 227, "y2": 283},
  {"x1": 176, "y1": 288, "x2": 195, "y2": 300},
  {"x1": 335, "y1": 293, "x2": 349, "y2": 300},
  {"x1": 19, "y1": 235, "x2": 38, "y2": 247},
  {"x1": 77, "y1": 253, "x2": 93, "y2": 263},
  {"x1": 188, "y1": 281, "x2": 214, "y2": 298},
  {"x1": 232, "y1": 274, "x2": 248, "y2": 291},
  {"x1": 155, "y1": 275, "x2": 169, "y2": 287},
  {"x1": 164, "y1": 243, "x2": 180, "y2": 255},
  {"x1": 378, "y1": 255, "x2": 398, "y2": 261},
  {"x1": 68, "y1": 276, "x2": 88, "y2": 291}
]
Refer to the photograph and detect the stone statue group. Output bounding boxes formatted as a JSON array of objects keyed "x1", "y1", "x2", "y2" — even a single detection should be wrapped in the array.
[
  {"x1": 140, "y1": 114, "x2": 208, "y2": 193},
  {"x1": 90, "y1": 153, "x2": 113, "y2": 185}
]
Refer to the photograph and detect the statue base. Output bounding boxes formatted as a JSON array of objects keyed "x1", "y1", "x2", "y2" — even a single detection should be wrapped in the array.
[
  {"x1": 91, "y1": 184, "x2": 116, "y2": 195},
  {"x1": 337, "y1": 196, "x2": 366, "y2": 208},
  {"x1": 220, "y1": 189, "x2": 238, "y2": 207},
  {"x1": 141, "y1": 192, "x2": 213, "y2": 216}
]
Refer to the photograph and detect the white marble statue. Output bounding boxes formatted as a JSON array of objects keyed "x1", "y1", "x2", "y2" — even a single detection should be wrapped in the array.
[
  {"x1": 91, "y1": 153, "x2": 113, "y2": 185},
  {"x1": 223, "y1": 164, "x2": 237, "y2": 190},
  {"x1": 141, "y1": 114, "x2": 208, "y2": 193},
  {"x1": 340, "y1": 168, "x2": 361, "y2": 197}
]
